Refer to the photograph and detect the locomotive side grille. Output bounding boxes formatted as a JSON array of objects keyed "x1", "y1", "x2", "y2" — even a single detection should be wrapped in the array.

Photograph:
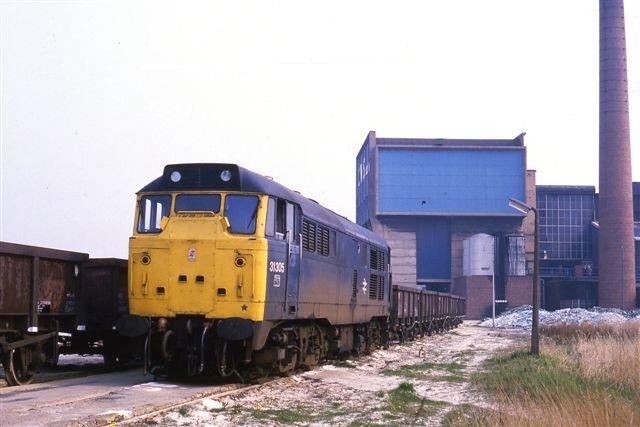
[
  {"x1": 302, "y1": 220, "x2": 317, "y2": 252},
  {"x1": 368, "y1": 274, "x2": 385, "y2": 300},
  {"x1": 369, "y1": 249, "x2": 378, "y2": 270},
  {"x1": 352, "y1": 269, "x2": 358, "y2": 298},
  {"x1": 303, "y1": 219, "x2": 332, "y2": 257},
  {"x1": 369, "y1": 248, "x2": 385, "y2": 271},
  {"x1": 318, "y1": 226, "x2": 330, "y2": 257},
  {"x1": 369, "y1": 274, "x2": 377, "y2": 299}
]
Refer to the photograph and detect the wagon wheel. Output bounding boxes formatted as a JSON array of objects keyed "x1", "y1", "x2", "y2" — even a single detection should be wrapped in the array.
[
  {"x1": 45, "y1": 338, "x2": 60, "y2": 367},
  {"x1": 2, "y1": 347, "x2": 38, "y2": 386}
]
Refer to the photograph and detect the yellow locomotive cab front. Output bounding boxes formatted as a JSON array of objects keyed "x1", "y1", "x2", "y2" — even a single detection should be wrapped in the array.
[{"x1": 128, "y1": 191, "x2": 269, "y2": 323}]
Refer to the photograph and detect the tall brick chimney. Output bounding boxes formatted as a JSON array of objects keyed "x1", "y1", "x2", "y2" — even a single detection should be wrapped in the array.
[{"x1": 598, "y1": 0, "x2": 636, "y2": 309}]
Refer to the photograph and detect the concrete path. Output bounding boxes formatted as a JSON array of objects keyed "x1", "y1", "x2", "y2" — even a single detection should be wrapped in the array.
[{"x1": 1, "y1": 369, "x2": 231, "y2": 426}]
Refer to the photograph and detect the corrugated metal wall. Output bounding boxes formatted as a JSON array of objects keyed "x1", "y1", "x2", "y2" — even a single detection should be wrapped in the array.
[
  {"x1": 356, "y1": 141, "x2": 371, "y2": 226},
  {"x1": 378, "y1": 148, "x2": 525, "y2": 215}
]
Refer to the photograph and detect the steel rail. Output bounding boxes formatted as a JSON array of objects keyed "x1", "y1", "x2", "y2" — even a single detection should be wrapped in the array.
[{"x1": 116, "y1": 377, "x2": 286, "y2": 426}]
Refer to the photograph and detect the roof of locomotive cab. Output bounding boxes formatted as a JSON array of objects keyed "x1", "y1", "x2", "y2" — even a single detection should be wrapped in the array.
[{"x1": 139, "y1": 163, "x2": 387, "y2": 248}]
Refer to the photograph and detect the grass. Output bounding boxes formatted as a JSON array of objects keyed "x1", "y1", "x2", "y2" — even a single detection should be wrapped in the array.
[
  {"x1": 474, "y1": 350, "x2": 636, "y2": 402},
  {"x1": 385, "y1": 382, "x2": 448, "y2": 418},
  {"x1": 435, "y1": 374, "x2": 467, "y2": 383},
  {"x1": 540, "y1": 320, "x2": 640, "y2": 344},
  {"x1": 382, "y1": 361, "x2": 467, "y2": 382},
  {"x1": 442, "y1": 404, "x2": 500, "y2": 427},
  {"x1": 244, "y1": 403, "x2": 348, "y2": 424},
  {"x1": 248, "y1": 406, "x2": 313, "y2": 424},
  {"x1": 541, "y1": 320, "x2": 640, "y2": 391},
  {"x1": 466, "y1": 322, "x2": 640, "y2": 426}
]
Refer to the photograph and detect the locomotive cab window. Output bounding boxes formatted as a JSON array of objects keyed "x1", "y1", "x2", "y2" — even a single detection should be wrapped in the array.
[
  {"x1": 266, "y1": 197, "x2": 287, "y2": 240},
  {"x1": 266, "y1": 197, "x2": 276, "y2": 237},
  {"x1": 225, "y1": 195, "x2": 259, "y2": 234},
  {"x1": 266, "y1": 198, "x2": 298, "y2": 242},
  {"x1": 175, "y1": 194, "x2": 221, "y2": 213},
  {"x1": 138, "y1": 195, "x2": 171, "y2": 233},
  {"x1": 276, "y1": 199, "x2": 286, "y2": 239},
  {"x1": 286, "y1": 202, "x2": 299, "y2": 244}
]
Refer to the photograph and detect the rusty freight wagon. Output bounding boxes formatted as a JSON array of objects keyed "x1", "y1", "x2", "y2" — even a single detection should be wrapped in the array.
[
  {"x1": 0, "y1": 242, "x2": 133, "y2": 385},
  {"x1": 390, "y1": 285, "x2": 465, "y2": 342},
  {"x1": 80, "y1": 258, "x2": 143, "y2": 365}
]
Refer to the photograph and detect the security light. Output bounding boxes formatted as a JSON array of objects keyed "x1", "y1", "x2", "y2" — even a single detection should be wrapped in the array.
[{"x1": 508, "y1": 197, "x2": 532, "y2": 215}]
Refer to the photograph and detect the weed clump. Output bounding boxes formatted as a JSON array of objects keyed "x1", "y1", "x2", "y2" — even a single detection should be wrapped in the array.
[
  {"x1": 383, "y1": 361, "x2": 467, "y2": 382},
  {"x1": 469, "y1": 323, "x2": 640, "y2": 426},
  {"x1": 386, "y1": 382, "x2": 447, "y2": 418}
]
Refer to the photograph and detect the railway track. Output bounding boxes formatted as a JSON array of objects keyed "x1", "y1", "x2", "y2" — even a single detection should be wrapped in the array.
[
  {"x1": 117, "y1": 378, "x2": 285, "y2": 426},
  {"x1": 3, "y1": 323, "x2": 465, "y2": 426}
]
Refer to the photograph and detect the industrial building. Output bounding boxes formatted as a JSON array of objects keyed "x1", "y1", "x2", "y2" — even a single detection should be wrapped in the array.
[
  {"x1": 356, "y1": 131, "x2": 640, "y2": 318},
  {"x1": 539, "y1": 184, "x2": 640, "y2": 309},
  {"x1": 356, "y1": 131, "x2": 537, "y2": 319},
  {"x1": 354, "y1": 1, "x2": 638, "y2": 316},
  {"x1": 536, "y1": 185, "x2": 598, "y2": 309}
]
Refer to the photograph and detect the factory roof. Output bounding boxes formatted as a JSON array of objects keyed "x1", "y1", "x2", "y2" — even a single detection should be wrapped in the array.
[
  {"x1": 536, "y1": 185, "x2": 596, "y2": 195},
  {"x1": 375, "y1": 132, "x2": 525, "y2": 149}
]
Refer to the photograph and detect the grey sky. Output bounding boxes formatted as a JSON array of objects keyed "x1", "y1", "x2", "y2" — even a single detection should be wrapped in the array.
[{"x1": 1, "y1": 1, "x2": 639, "y2": 258}]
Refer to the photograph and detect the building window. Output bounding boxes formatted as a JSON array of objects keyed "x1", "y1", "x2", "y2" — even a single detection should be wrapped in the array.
[
  {"x1": 536, "y1": 192, "x2": 594, "y2": 260},
  {"x1": 507, "y1": 236, "x2": 526, "y2": 276}
]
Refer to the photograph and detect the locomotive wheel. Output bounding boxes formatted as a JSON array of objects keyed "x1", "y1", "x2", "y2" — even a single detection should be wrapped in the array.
[
  {"x1": 2, "y1": 348, "x2": 37, "y2": 386},
  {"x1": 276, "y1": 352, "x2": 298, "y2": 377},
  {"x1": 216, "y1": 340, "x2": 236, "y2": 378},
  {"x1": 160, "y1": 331, "x2": 176, "y2": 362}
]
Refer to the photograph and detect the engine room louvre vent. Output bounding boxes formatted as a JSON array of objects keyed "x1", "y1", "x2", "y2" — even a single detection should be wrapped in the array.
[
  {"x1": 302, "y1": 220, "x2": 317, "y2": 252},
  {"x1": 369, "y1": 274, "x2": 378, "y2": 299},
  {"x1": 369, "y1": 274, "x2": 385, "y2": 300},
  {"x1": 352, "y1": 270, "x2": 358, "y2": 299},
  {"x1": 369, "y1": 248, "x2": 384, "y2": 271},
  {"x1": 318, "y1": 226, "x2": 330, "y2": 257}
]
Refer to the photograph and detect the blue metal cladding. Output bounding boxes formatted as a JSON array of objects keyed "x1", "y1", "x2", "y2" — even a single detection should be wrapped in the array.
[
  {"x1": 356, "y1": 142, "x2": 371, "y2": 226},
  {"x1": 378, "y1": 148, "x2": 525, "y2": 215},
  {"x1": 416, "y1": 217, "x2": 451, "y2": 280}
]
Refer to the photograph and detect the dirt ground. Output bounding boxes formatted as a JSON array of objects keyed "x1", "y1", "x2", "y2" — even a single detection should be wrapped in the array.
[{"x1": 150, "y1": 322, "x2": 526, "y2": 426}]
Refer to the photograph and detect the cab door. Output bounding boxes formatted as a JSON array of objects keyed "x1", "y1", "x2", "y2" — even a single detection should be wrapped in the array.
[{"x1": 284, "y1": 202, "x2": 300, "y2": 315}]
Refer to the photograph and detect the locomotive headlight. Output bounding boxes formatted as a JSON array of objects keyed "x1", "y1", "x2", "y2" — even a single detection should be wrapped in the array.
[
  {"x1": 234, "y1": 257, "x2": 246, "y2": 268},
  {"x1": 170, "y1": 171, "x2": 182, "y2": 182},
  {"x1": 141, "y1": 254, "x2": 151, "y2": 265},
  {"x1": 220, "y1": 169, "x2": 232, "y2": 182}
]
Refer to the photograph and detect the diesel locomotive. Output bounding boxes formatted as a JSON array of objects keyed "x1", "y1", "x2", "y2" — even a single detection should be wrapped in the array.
[{"x1": 126, "y1": 164, "x2": 391, "y2": 378}]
